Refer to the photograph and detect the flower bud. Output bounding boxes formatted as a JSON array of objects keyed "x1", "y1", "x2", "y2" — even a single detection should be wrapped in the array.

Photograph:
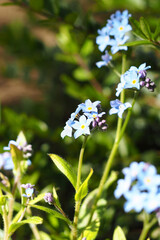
[{"x1": 44, "y1": 192, "x2": 54, "y2": 205}]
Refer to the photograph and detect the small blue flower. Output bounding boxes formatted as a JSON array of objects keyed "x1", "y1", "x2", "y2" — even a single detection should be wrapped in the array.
[
  {"x1": 109, "y1": 18, "x2": 132, "y2": 38},
  {"x1": 114, "y1": 162, "x2": 160, "y2": 214},
  {"x1": 0, "y1": 152, "x2": 14, "y2": 170},
  {"x1": 61, "y1": 120, "x2": 73, "y2": 139},
  {"x1": 129, "y1": 63, "x2": 151, "y2": 78},
  {"x1": 72, "y1": 115, "x2": 92, "y2": 139},
  {"x1": 124, "y1": 186, "x2": 147, "y2": 212},
  {"x1": 110, "y1": 36, "x2": 129, "y2": 54},
  {"x1": 80, "y1": 99, "x2": 100, "y2": 113},
  {"x1": 109, "y1": 99, "x2": 132, "y2": 118},
  {"x1": 96, "y1": 51, "x2": 112, "y2": 68},
  {"x1": 121, "y1": 70, "x2": 140, "y2": 90},
  {"x1": 21, "y1": 183, "x2": 35, "y2": 199}
]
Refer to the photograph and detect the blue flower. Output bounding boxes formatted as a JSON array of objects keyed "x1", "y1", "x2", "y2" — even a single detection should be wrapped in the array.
[
  {"x1": 114, "y1": 162, "x2": 160, "y2": 213},
  {"x1": 109, "y1": 99, "x2": 132, "y2": 118},
  {"x1": 0, "y1": 152, "x2": 14, "y2": 170},
  {"x1": 80, "y1": 99, "x2": 100, "y2": 113},
  {"x1": 96, "y1": 10, "x2": 132, "y2": 54},
  {"x1": 61, "y1": 99, "x2": 107, "y2": 139},
  {"x1": 109, "y1": 18, "x2": 132, "y2": 38},
  {"x1": 129, "y1": 63, "x2": 151, "y2": 78},
  {"x1": 72, "y1": 115, "x2": 92, "y2": 139},
  {"x1": 110, "y1": 36, "x2": 129, "y2": 54},
  {"x1": 21, "y1": 183, "x2": 35, "y2": 199},
  {"x1": 96, "y1": 51, "x2": 112, "y2": 68}
]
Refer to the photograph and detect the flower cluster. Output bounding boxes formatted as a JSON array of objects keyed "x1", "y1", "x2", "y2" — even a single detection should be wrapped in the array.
[
  {"x1": 114, "y1": 162, "x2": 160, "y2": 213},
  {"x1": 21, "y1": 183, "x2": 35, "y2": 199},
  {"x1": 96, "y1": 10, "x2": 132, "y2": 66},
  {"x1": 116, "y1": 63, "x2": 155, "y2": 96},
  {"x1": 61, "y1": 99, "x2": 107, "y2": 139},
  {"x1": 4, "y1": 136, "x2": 32, "y2": 159}
]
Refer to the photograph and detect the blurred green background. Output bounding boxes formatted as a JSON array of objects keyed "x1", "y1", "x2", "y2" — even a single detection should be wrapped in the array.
[{"x1": 0, "y1": 0, "x2": 160, "y2": 239}]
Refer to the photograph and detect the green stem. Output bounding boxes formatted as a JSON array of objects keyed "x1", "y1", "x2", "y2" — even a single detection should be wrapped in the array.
[
  {"x1": 86, "y1": 54, "x2": 128, "y2": 226},
  {"x1": 139, "y1": 212, "x2": 157, "y2": 240},
  {"x1": 108, "y1": 62, "x2": 121, "y2": 78},
  {"x1": 2, "y1": 206, "x2": 9, "y2": 240},
  {"x1": 71, "y1": 136, "x2": 88, "y2": 240}
]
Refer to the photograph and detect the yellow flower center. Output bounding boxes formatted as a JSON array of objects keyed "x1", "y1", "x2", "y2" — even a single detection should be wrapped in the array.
[
  {"x1": 81, "y1": 125, "x2": 85, "y2": 129},
  {"x1": 132, "y1": 80, "x2": 136, "y2": 84},
  {"x1": 87, "y1": 107, "x2": 92, "y2": 111},
  {"x1": 119, "y1": 26, "x2": 124, "y2": 31},
  {"x1": 146, "y1": 177, "x2": 151, "y2": 184},
  {"x1": 92, "y1": 114, "x2": 96, "y2": 118}
]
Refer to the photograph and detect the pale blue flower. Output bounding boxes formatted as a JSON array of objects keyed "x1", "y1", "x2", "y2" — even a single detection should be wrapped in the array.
[
  {"x1": 109, "y1": 99, "x2": 132, "y2": 118},
  {"x1": 0, "y1": 152, "x2": 14, "y2": 170},
  {"x1": 96, "y1": 51, "x2": 112, "y2": 68},
  {"x1": 121, "y1": 70, "x2": 140, "y2": 90},
  {"x1": 110, "y1": 36, "x2": 129, "y2": 54},
  {"x1": 96, "y1": 34, "x2": 113, "y2": 52},
  {"x1": 124, "y1": 186, "x2": 147, "y2": 212},
  {"x1": 61, "y1": 120, "x2": 73, "y2": 139},
  {"x1": 3, "y1": 140, "x2": 18, "y2": 151},
  {"x1": 21, "y1": 183, "x2": 35, "y2": 198},
  {"x1": 144, "y1": 193, "x2": 160, "y2": 213},
  {"x1": 72, "y1": 115, "x2": 92, "y2": 139},
  {"x1": 129, "y1": 63, "x2": 151, "y2": 75},
  {"x1": 114, "y1": 177, "x2": 131, "y2": 199},
  {"x1": 80, "y1": 99, "x2": 100, "y2": 113},
  {"x1": 109, "y1": 18, "x2": 132, "y2": 38}
]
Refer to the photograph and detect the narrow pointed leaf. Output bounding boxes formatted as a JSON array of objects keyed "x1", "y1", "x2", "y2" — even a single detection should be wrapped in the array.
[
  {"x1": 152, "y1": 22, "x2": 160, "y2": 40},
  {"x1": 16, "y1": 131, "x2": 27, "y2": 148},
  {"x1": 53, "y1": 187, "x2": 62, "y2": 209},
  {"x1": 130, "y1": 17, "x2": 147, "y2": 39},
  {"x1": 113, "y1": 226, "x2": 126, "y2": 240},
  {"x1": 9, "y1": 216, "x2": 43, "y2": 235},
  {"x1": 29, "y1": 193, "x2": 46, "y2": 205},
  {"x1": 75, "y1": 168, "x2": 93, "y2": 201},
  {"x1": 30, "y1": 204, "x2": 72, "y2": 225},
  {"x1": 49, "y1": 154, "x2": 77, "y2": 189},
  {"x1": 10, "y1": 144, "x2": 23, "y2": 170},
  {"x1": 140, "y1": 17, "x2": 152, "y2": 39},
  {"x1": 122, "y1": 40, "x2": 151, "y2": 47}
]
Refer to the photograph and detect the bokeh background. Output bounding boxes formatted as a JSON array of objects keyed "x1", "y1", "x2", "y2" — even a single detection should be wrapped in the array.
[{"x1": 0, "y1": 0, "x2": 160, "y2": 239}]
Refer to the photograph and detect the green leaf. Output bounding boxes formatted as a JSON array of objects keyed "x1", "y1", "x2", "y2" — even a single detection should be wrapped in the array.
[
  {"x1": 73, "y1": 68, "x2": 93, "y2": 81},
  {"x1": 140, "y1": 17, "x2": 152, "y2": 39},
  {"x1": 130, "y1": 17, "x2": 147, "y2": 39},
  {"x1": 113, "y1": 226, "x2": 126, "y2": 240},
  {"x1": 152, "y1": 22, "x2": 160, "y2": 41},
  {"x1": 80, "y1": 39, "x2": 94, "y2": 57},
  {"x1": 9, "y1": 216, "x2": 43, "y2": 235},
  {"x1": 49, "y1": 154, "x2": 77, "y2": 189},
  {"x1": 122, "y1": 40, "x2": 151, "y2": 47},
  {"x1": 29, "y1": 0, "x2": 44, "y2": 11},
  {"x1": 10, "y1": 144, "x2": 23, "y2": 171},
  {"x1": 78, "y1": 171, "x2": 117, "y2": 240},
  {"x1": 30, "y1": 204, "x2": 72, "y2": 225},
  {"x1": 16, "y1": 131, "x2": 27, "y2": 148},
  {"x1": 29, "y1": 193, "x2": 46, "y2": 205},
  {"x1": 53, "y1": 187, "x2": 62, "y2": 209},
  {"x1": 75, "y1": 169, "x2": 93, "y2": 201}
]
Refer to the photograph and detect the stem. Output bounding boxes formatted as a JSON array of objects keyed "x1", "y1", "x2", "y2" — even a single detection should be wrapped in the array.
[
  {"x1": 108, "y1": 62, "x2": 121, "y2": 78},
  {"x1": 8, "y1": 171, "x2": 21, "y2": 223},
  {"x1": 71, "y1": 136, "x2": 88, "y2": 240},
  {"x1": 139, "y1": 212, "x2": 157, "y2": 240},
  {"x1": 27, "y1": 208, "x2": 41, "y2": 240},
  {"x1": 2, "y1": 206, "x2": 9, "y2": 240},
  {"x1": 86, "y1": 54, "x2": 128, "y2": 226}
]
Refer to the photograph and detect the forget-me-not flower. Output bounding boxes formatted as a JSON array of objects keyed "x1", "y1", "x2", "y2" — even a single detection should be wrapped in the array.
[
  {"x1": 21, "y1": 183, "x2": 35, "y2": 199},
  {"x1": 96, "y1": 51, "x2": 112, "y2": 68},
  {"x1": 114, "y1": 162, "x2": 160, "y2": 214},
  {"x1": 61, "y1": 99, "x2": 107, "y2": 139},
  {"x1": 109, "y1": 99, "x2": 132, "y2": 118}
]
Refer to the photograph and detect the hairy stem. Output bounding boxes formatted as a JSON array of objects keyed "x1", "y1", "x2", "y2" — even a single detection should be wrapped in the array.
[{"x1": 71, "y1": 136, "x2": 88, "y2": 240}]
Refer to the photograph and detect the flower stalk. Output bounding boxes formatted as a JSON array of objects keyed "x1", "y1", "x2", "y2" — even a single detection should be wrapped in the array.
[{"x1": 71, "y1": 136, "x2": 88, "y2": 240}]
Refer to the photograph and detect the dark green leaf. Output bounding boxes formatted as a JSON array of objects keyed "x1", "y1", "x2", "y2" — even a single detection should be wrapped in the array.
[
  {"x1": 140, "y1": 17, "x2": 152, "y2": 39},
  {"x1": 29, "y1": 193, "x2": 46, "y2": 205},
  {"x1": 152, "y1": 21, "x2": 160, "y2": 40},
  {"x1": 30, "y1": 204, "x2": 72, "y2": 225},
  {"x1": 130, "y1": 17, "x2": 147, "y2": 39}
]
